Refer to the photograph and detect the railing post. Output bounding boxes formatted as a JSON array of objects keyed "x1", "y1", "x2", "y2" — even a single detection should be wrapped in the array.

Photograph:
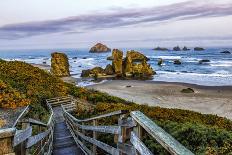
[
  {"x1": 92, "y1": 120, "x2": 97, "y2": 154},
  {"x1": 15, "y1": 122, "x2": 30, "y2": 155},
  {"x1": 118, "y1": 114, "x2": 127, "y2": 155}
]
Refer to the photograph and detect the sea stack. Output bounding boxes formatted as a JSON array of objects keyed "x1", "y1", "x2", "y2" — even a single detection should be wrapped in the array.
[
  {"x1": 194, "y1": 47, "x2": 205, "y2": 51},
  {"x1": 124, "y1": 50, "x2": 154, "y2": 77},
  {"x1": 89, "y1": 43, "x2": 111, "y2": 53},
  {"x1": 51, "y1": 52, "x2": 70, "y2": 77},
  {"x1": 112, "y1": 49, "x2": 123, "y2": 76}
]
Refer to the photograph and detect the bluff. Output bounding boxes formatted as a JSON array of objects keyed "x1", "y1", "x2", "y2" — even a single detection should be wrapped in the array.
[{"x1": 51, "y1": 52, "x2": 70, "y2": 77}]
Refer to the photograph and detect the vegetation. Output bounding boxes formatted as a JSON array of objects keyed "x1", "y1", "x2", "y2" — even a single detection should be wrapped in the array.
[{"x1": 1, "y1": 59, "x2": 232, "y2": 154}]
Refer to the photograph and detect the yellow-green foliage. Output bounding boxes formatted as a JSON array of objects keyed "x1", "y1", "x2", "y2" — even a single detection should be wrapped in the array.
[
  {"x1": 76, "y1": 103, "x2": 232, "y2": 154},
  {"x1": 0, "y1": 79, "x2": 30, "y2": 108}
]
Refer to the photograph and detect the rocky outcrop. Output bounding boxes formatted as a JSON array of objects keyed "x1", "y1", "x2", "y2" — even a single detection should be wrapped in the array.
[
  {"x1": 112, "y1": 49, "x2": 123, "y2": 76},
  {"x1": 82, "y1": 49, "x2": 155, "y2": 78},
  {"x1": 199, "y1": 59, "x2": 210, "y2": 64},
  {"x1": 157, "y1": 58, "x2": 163, "y2": 66},
  {"x1": 221, "y1": 51, "x2": 231, "y2": 54},
  {"x1": 173, "y1": 46, "x2": 181, "y2": 51},
  {"x1": 153, "y1": 47, "x2": 169, "y2": 51},
  {"x1": 183, "y1": 46, "x2": 190, "y2": 51},
  {"x1": 124, "y1": 50, "x2": 154, "y2": 77},
  {"x1": 174, "y1": 59, "x2": 181, "y2": 65},
  {"x1": 89, "y1": 43, "x2": 111, "y2": 53},
  {"x1": 194, "y1": 47, "x2": 205, "y2": 51},
  {"x1": 181, "y1": 88, "x2": 194, "y2": 93},
  {"x1": 104, "y1": 64, "x2": 114, "y2": 75},
  {"x1": 81, "y1": 67, "x2": 104, "y2": 77},
  {"x1": 51, "y1": 52, "x2": 70, "y2": 77}
]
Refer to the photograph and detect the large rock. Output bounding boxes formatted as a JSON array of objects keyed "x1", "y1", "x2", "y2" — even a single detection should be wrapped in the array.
[
  {"x1": 183, "y1": 46, "x2": 190, "y2": 51},
  {"x1": 51, "y1": 52, "x2": 70, "y2": 77},
  {"x1": 104, "y1": 64, "x2": 114, "y2": 75},
  {"x1": 194, "y1": 47, "x2": 205, "y2": 51},
  {"x1": 81, "y1": 67, "x2": 104, "y2": 77},
  {"x1": 89, "y1": 43, "x2": 111, "y2": 53},
  {"x1": 124, "y1": 50, "x2": 154, "y2": 77},
  {"x1": 153, "y1": 47, "x2": 169, "y2": 51},
  {"x1": 221, "y1": 51, "x2": 231, "y2": 54},
  {"x1": 173, "y1": 46, "x2": 181, "y2": 51},
  {"x1": 112, "y1": 49, "x2": 123, "y2": 76}
]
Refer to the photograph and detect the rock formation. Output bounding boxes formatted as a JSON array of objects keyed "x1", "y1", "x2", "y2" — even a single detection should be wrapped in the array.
[
  {"x1": 104, "y1": 64, "x2": 114, "y2": 75},
  {"x1": 173, "y1": 46, "x2": 181, "y2": 51},
  {"x1": 112, "y1": 49, "x2": 123, "y2": 76},
  {"x1": 153, "y1": 47, "x2": 169, "y2": 51},
  {"x1": 157, "y1": 58, "x2": 163, "y2": 66},
  {"x1": 183, "y1": 46, "x2": 190, "y2": 51},
  {"x1": 199, "y1": 59, "x2": 210, "y2": 64},
  {"x1": 81, "y1": 49, "x2": 155, "y2": 79},
  {"x1": 51, "y1": 52, "x2": 70, "y2": 77},
  {"x1": 194, "y1": 47, "x2": 205, "y2": 51},
  {"x1": 173, "y1": 59, "x2": 181, "y2": 65},
  {"x1": 124, "y1": 50, "x2": 154, "y2": 77},
  {"x1": 221, "y1": 51, "x2": 231, "y2": 54},
  {"x1": 89, "y1": 43, "x2": 111, "y2": 53}
]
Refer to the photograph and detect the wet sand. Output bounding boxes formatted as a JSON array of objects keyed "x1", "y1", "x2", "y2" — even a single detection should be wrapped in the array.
[{"x1": 87, "y1": 80, "x2": 232, "y2": 120}]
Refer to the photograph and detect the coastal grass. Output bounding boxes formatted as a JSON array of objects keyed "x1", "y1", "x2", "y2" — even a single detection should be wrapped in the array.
[{"x1": 1, "y1": 59, "x2": 232, "y2": 154}]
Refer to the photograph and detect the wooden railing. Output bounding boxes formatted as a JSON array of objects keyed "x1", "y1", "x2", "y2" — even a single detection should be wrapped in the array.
[
  {"x1": 0, "y1": 102, "x2": 54, "y2": 155},
  {"x1": 62, "y1": 102, "x2": 194, "y2": 155}
]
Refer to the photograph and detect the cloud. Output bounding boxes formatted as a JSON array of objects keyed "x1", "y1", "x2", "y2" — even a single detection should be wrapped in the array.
[{"x1": 0, "y1": 0, "x2": 232, "y2": 40}]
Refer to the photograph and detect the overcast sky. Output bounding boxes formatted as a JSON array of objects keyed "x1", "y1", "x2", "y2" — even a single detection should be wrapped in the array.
[{"x1": 0, "y1": 0, "x2": 232, "y2": 49}]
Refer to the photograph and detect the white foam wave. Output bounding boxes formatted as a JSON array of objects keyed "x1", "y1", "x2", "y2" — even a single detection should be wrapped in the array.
[{"x1": 149, "y1": 56, "x2": 181, "y2": 60}]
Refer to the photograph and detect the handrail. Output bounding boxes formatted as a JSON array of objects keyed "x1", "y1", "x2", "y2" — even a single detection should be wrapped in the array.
[
  {"x1": 61, "y1": 98, "x2": 194, "y2": 155},
  {"x1": 12, "y1": 105, "x2": 30, "y2": 127},
  {"x1": 131, "y1": 111, "x2": 194, "y2": 155}
]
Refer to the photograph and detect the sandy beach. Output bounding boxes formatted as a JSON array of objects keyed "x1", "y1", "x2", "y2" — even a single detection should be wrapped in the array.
[{"x1": 87, "y1": 80, "x2": 232, "y2": 120}]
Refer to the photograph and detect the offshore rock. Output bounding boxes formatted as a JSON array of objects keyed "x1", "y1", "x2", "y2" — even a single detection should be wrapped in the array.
[
  {"x1": 124, "y1": 50, "x2": 154, "y2": 77},
  {"x1": 173, "y1": 59, "x2": 181, "y2": 65},
  {"x1": 104, "y1": 64, "x2": 114, "y2": 75},
  {"x1": 194, "y1": 47, "x2": 205, "y2": 51},
  {"x1": 89, "y1": 43, "x2": 111, "y2": 53},
  {"x1": 51, "y1": 52, "x2": 70, "y2": 77},
  {"x1": 112, "y1": 49, "x2": 123, "y2": 76},
  {"x1": 173, "y1": 46, "x2": 181, "y2": 51},
  {"x1": 153, "y1": 47, "x2": 169, "y2": 51}
]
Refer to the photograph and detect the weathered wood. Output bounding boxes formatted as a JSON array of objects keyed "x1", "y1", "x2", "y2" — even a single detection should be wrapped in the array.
[
  {"x1": 117, "y1": 142, "x2": 136, "y2": 155},
  {"x1": 118, "y1": 117, "x2": 136, "y2": 128},
  {"x1": 130, "y1": 111, "x2": 194, "y2": 155},
  {"x1": 76, "y1": 124, "x2": 120, "y2": 134},
  {"x1": 92, "y1": 120, "x2": 97, "y2": 154},
  {"x1": 77, "y1": 131, "x2": 119, "y2": 155},
  {"x1": 20, "y1": 118, "x2": 47, "y2": 127},
  {"x1": 26, "y1": 129, "x2": 50, "y2": 148},
  {"x1": 0, "y1": 128, "x2": 16, "y2": 139},
  {"x1": 130, "y1": 131, "x2": 153, "y2": 155},
  {"x1": 13, "y1": 127, "x2": 32, "y2": 147},
  {"x1": 12, "y1": 106, "x2": 30, "y2": 127},
  {"x1": 77, "y1": 110, "x2": 128, "y2": 123}
]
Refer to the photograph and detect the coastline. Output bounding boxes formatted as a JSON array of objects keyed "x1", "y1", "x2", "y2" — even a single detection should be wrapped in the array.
[{"x1": 87, "y1": 80, "x2": 232, "y2": 120}]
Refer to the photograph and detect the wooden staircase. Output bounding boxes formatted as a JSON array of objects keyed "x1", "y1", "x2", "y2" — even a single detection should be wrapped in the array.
[{"x1": 48, "y1": 98, "x2": 84, "y2": 155}]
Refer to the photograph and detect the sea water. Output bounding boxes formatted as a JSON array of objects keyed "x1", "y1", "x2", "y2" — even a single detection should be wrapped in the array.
[{"x1": 0, "y1": 48, "x2": 232, "y2": 86}]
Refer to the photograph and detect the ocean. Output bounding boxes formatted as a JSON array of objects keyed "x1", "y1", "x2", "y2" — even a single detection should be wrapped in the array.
[{"x1": 0, "y1": 48, "x2": 232, "y2": 86}]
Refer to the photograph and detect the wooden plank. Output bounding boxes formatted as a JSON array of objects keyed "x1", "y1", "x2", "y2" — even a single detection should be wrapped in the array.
[
  {"x1": 130, "y1": 111, "x2": 194, "y2": 155},
  {"x1": 48, "y1": 99, "x2": 72, "y2": 105},
  {"x1": 13, "y1": 127, "x2": 32, "y2": 147},
  {"x1": 65, "y1": 113, "x2": 120, "y2": 134},
  {"x1": 77, "y1": 131, "x2": 119, "y2": 155},
  {"x1": 46, "y1": 96, "x2": 71, "y2": 101},
  {"x1": 117, "y1": 142, "x2": 136, "y2": 155},
  {"x1": 12, "y1": 106, "x2": 30, "y2": 127},
  {"x1": 26, "y1": 129, "x2": 50, "y2": 148},
  {"x1": 20, "y1": 118, "x2": 47, "y2": 127},
  {"x1": 0, "y1": 128, "x2": 16, "y2": 139},
  {"x1": 130, "y1": 131, "x2": 153, "y2": 155},
  {"x1": 66, "y1": 120, "x2": 92, "y2": 155},
  {"x1": 77, "y1": 110, "x2": 128, "y2": 123}
]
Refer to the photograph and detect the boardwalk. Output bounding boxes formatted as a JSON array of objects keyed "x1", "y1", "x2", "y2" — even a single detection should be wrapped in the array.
[{"x1": 52, "y1": 106, "x2": 84, "y2": 155}]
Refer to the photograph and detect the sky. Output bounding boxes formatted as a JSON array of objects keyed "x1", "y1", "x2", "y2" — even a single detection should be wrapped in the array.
[{"x1": 0, "y1": 0, "x2": 232, "y2": 49}]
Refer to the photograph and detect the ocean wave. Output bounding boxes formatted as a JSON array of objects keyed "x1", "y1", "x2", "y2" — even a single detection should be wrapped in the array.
[
  {"x1": 149, "y1": 56, "x2": 181, "y2": 60},
  {"x1": 157, "y1": 71, "x2": 232, "y2": 77},
  {"x1": 209, "y1": 60, "x2": 232, "y2": 67}
]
